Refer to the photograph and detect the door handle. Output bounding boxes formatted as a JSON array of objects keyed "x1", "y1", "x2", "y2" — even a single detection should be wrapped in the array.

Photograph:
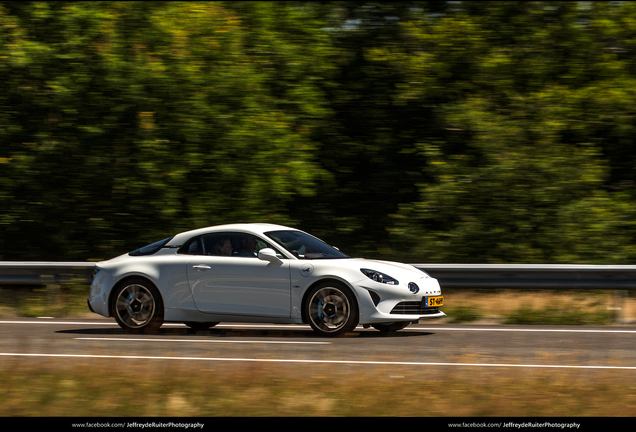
[{"x1": 192, "y1": 264, "x2": 211, "y2": 271}]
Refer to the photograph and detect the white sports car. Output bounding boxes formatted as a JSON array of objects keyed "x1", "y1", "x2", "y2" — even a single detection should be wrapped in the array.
[{"x1": 88, "y1": 224, "x2": 445, "y2": 336}]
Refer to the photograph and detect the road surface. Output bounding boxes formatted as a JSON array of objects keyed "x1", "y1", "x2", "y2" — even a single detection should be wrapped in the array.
[{"x1": 1, "y1": 318, "x2": 635, "y2": 376}]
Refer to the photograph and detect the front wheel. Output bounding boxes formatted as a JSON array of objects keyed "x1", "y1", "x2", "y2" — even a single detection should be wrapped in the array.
[
  {"x1": 305, "y1": 282, "x2": 359, "y2": 337},
  {"x1": 112, "y1": 278, "x2": 164, "y2": 333}
]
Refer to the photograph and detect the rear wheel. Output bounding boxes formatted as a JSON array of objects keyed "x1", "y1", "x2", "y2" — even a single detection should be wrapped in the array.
[
  {"x1": 112, "y1": 278, "x2": 164, "y2": 333},
  {"x1": 305, "y1": 282, "x2": 359, "y2": 337}
]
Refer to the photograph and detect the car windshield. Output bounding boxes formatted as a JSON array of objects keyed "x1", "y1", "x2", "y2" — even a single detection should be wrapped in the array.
[{"x1": 265, "y1": 230, "x2": 349, "y2": 260}]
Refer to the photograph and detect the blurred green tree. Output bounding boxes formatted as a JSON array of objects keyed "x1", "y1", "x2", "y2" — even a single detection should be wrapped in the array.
[
  {"x1": 0, "y1": 1, "x2": 332, "y2": 260},
  {"x1": 2, "y1": 1, "x2": 636, "y2": 264},
  {"x1": 379, "y1": 1, "x2": 636, "y2": 262}
]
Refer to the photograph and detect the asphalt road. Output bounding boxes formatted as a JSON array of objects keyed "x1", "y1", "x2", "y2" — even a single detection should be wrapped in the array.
[{"x1": 1, "y1": 318, "x2": 636, "y2": 376}]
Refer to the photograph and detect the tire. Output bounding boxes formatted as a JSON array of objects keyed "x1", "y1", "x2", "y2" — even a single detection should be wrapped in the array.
[
  {"x1": 305, "y1": 281, "x2": 359, "y2": 337},
  {"x1": 112, "y1": 278, "x2": 164, "y2": 333},
  {"x1": 371, "y1": 321, "x2": 411, "y2": 332},
  {"x1": 184, "y1": 322, "x2": 219, "y2": 331}
]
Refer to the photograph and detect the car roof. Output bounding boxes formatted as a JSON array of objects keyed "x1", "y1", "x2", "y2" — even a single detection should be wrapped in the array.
[{"x1": 165, "y1": 223, "x2": 299, "y2": 247}]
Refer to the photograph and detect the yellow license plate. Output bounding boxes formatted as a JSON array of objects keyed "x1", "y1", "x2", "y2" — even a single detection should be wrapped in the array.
[{"x1": 426, "y1": 296, "x2": 444, "y2": 307}]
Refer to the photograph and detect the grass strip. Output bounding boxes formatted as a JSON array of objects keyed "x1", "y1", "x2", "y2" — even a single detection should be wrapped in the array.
[{"x1": 1, "y1": 360, "x2": 635, "y2": 417}]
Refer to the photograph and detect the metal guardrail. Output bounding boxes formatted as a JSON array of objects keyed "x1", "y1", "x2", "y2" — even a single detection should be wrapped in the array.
[
  {"x1": 0, "y1": 262, "x2": 95, "y2": 285},
  {"x1": 414, "y1": 264, "x2": 636, "y2": 290},
  {"x1": 0, "y1": 262, "x2": 635, "y2": 290},
  {"x1": 0, "y1": 262, "x2": 633, "y2": 323},
  {"x1": 411, "y1": 264, "x2": 635, "y2": 324}
]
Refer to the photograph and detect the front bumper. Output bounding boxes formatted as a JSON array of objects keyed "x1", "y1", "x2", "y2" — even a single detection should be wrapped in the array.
[
  {"x1": 363, "y1": 308, "x2": 447, "y2": 323},
  {"x1": 357, "y1": 287, "x2": 446, "y2": 324}
]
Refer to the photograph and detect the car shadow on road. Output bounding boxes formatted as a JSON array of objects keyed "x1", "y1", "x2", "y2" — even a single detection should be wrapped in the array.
[
  {"x1": 354, "y1": 329, "x2": 433, "y2": 338},
  {"x1": 56, "y1": 326, "x2": 434, "y2": 339}
]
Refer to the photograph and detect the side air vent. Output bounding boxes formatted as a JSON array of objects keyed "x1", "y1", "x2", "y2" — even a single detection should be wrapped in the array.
[{"x1": 368, "y1": 290, "x2": 381, "y2": 306}]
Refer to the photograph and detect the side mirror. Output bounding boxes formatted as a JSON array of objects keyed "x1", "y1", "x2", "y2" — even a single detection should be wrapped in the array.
[{"x1": 258, "y1": 248, "x2": 282, "y2": 263}]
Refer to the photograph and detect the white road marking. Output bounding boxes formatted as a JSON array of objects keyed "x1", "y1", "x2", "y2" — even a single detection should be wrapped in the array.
[
  {"x1": 1, "y1": 320, "x2": 635, "y2": 334},
  {"x1": 76, "y1": 337, "x2": 329, "y2": 345},
  {"x1": 0, "y1": 320, "x2": 312, "y2": 329},
  {"x1": 0, "y1": 320, "x2": 119, "y2": 325},
  {"x1": 0, "y1": 352, "x2": 635, "y2": 370},
  {"x1": 413, "y1": 327, "x2": 636, "y2": 334}
]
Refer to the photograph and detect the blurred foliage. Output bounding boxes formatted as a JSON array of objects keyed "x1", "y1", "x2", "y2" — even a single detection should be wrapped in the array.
[
  {"x1": 0, "y1": 284, "x2": 89, "y2": 317},
  {"x1": 441, "y1": 304, "x2": 483, "y2": 324},
  {"x1": 2, "y1": 1, "x2": 636, "y2": 263},
  {"x1": 3, "y1": 361, "x2": 636, "y2": 416},
  {"x1": 503, "y1": 303, "x2": 613, "y2": 325}
]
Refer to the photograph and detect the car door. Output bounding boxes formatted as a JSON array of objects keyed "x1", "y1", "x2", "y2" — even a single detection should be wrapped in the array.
[{"x1": 184, "y1": 233, "x2": 291, "y2": 317}]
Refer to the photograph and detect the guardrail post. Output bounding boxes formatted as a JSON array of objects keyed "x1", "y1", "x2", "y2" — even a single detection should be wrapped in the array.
[
  {"x1": 46, "y1": 283, "x2": 62, "y2": 314},
  {"x1": 610, "y1": 290, "x2": 627, "y2": 324}
]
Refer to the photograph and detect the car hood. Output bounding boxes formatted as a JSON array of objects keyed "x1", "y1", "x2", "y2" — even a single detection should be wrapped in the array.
[{"x1": 327, "y1": 257, "x2": 431, "y2": 279}]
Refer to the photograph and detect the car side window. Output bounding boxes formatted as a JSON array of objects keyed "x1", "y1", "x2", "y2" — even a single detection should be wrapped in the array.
[
  {"x1": 179, "y1": 233, "x2": 285, "y2": 259},
  {"x1": 188, "y1": 237, "x2": 203, "y2": 255},
  {"x1": 179, "y1": 236, "x2": 204, "y2": 255}
]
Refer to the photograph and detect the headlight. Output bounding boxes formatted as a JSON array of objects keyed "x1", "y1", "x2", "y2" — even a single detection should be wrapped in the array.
[{"x1": 360, "y1": 269, "x2": 399, "y2": 285}]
